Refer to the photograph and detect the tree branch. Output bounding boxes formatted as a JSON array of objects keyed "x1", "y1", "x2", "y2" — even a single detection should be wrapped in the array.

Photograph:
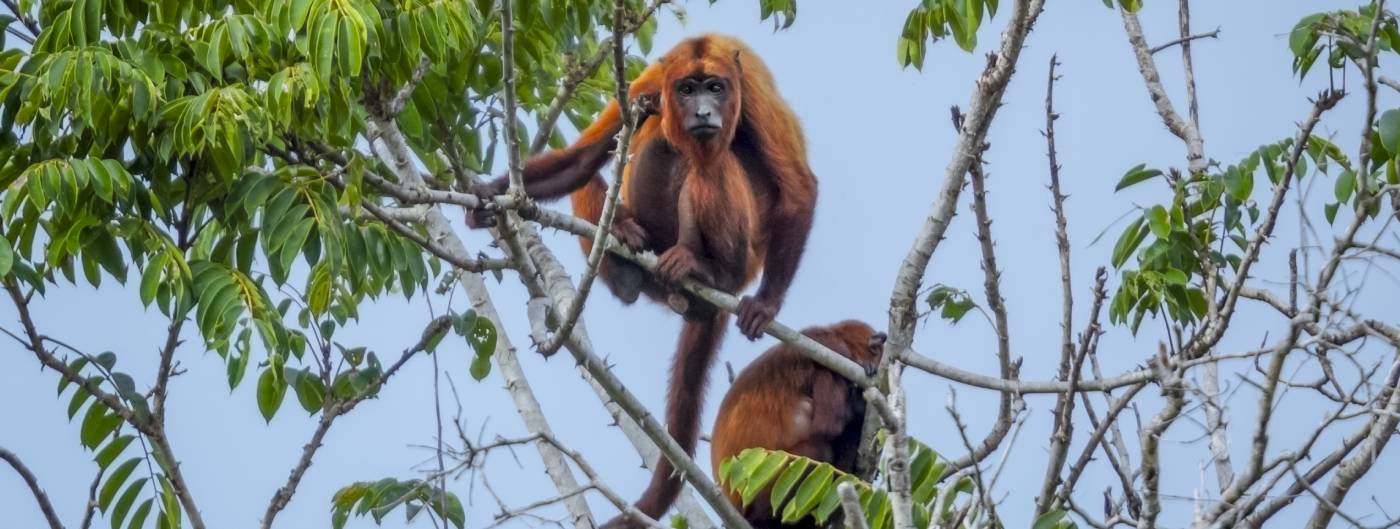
[
  {"x1": 0, "y1": 446, "x2": 64, "y2": 529},
  {"x1": 361, "y1": 111, "x2": 601, "y2": 528},
  {"x1": 1148, "y1": 27, "x2": 1221, "y2": 55},
  {"x1": 538, "y1": 0, "x2": 641, "y2": 356},
  {"x1": 1119, "y1": 6, "x2": 1206, "y2": 173},
  {"x1": 528, "y1": 0, "x2": 672, "y2": 154}
]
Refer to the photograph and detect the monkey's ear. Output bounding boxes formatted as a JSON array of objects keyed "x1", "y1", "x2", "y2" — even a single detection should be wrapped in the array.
[{"x1": 732, "y1": 50, "x2": 743, "y2": 73}]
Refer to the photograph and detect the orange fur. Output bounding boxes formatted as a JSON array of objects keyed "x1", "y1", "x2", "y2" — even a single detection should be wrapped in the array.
[{"x1": 711, "y1": 321, "x2": 883, "y2": 529}]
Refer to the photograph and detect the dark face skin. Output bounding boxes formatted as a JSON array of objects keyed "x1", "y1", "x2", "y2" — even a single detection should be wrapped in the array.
[{"x1": 674, "y1": 75, "x2": 730, "y2": 141}]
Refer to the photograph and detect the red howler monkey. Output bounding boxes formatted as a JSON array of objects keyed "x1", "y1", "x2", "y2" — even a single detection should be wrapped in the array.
[
  {"x1": 712, "y1": 320, "x2": 885, "y2": 529},
  {"x1": 469, "y1": 34, "x2": 818, "y2": 529}
]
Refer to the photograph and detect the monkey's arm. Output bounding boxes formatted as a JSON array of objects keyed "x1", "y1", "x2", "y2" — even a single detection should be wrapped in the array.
[
  {"x1": 737, "y1": 168, "x2": 817, "y2": 339},
  {"x1": 806, "y1": 368, "x2": 856, "y2": 440},
  {"x1": 656, "y1": 184, "x2": 749, "y2": 292}
]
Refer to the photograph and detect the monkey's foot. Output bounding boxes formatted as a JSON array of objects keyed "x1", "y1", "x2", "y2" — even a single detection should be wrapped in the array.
[
  {"x1": 609, "y1": 216, "x2": 648, "y2": 251},
  {"x1": 654, "y1": 247, "x2": 698, "y2": 285},
  {"x1": 736, "y1": 295, "x2": 778, "y2": 340}
]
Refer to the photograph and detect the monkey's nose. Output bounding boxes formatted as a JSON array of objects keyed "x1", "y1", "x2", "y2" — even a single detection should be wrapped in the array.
[{"x1": 868, "y1": 332, "x2": 887, "y2": 352}]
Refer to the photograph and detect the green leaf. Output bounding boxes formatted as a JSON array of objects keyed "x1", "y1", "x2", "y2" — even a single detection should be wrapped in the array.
[
  {"x1": 94, "y1": 435, "x2": 135, "y2": 469},
  {"x1": 1291, "y1": 14, "x2": 1324, "y2": 58},
  {"x1": 99, "y1": 458, "x2": 142, "y2": 512},
  {"x1": 1224, "y1": 165, "x2": 1253, "y2": 202},
  {"x1": 59, "y1": 357, "x2": 91, "y2": 395},
  {"x1": 257, "y1": 367, "x2": 287, "y2": 422},
  {"x1": 1033, "y1": 510, "x2": 1071, "y2": 529},
  {"x1": 294, "y1": 371, "x2": 326, "y2": 413},
  {"x1": 80, "y1": 404, "x2": 120, "y2": 449},
  {"x1": 1163, "y1": 269, "x2": 1189, "y2": 286},
  {"x1": 740, "y1": 451, "x2": 789, "y2": 507},
  {"x1": 0, "y1": 234, "x2": 12, "y2": 276},
  {"x1": 110, "y1": 478, "x2": 148, "y2": 529},
  {"x1": 1111, "y1": 216, "x2": 1149, "y2": 268},
  {"x1": 139, "y1": 253, "x2": 166, "y2": 307},
  {"x1": 1115, "y1": 164, "x2": 1162, "y2": 191},
  {"x1": 1147, "y1": 205, "x2": 1170, "y2": 238},
  {"x1": 127, "y1": 499, "x2": 155, "y2": 529},
  {"x1": 781, "y1": 463, "x2": 833, "y2": 523},
  {"x1": 469, "y1": 355, "x2": 491, "y2": 381},
  {"x1": 227, "y1": 349, "x2": 249, "y2": 390},
  {"x1": 1381, "y1": 109, "x2": 1400, "y2": 154},
  {"x1": 68, "y1": 384, "x2": 94, "y2": 419},
  {"x1": 314, "y1": 12, "x2": 337, "y2": 81},
  {"x1": 769, "y1": 457, "x2": 810, "y2": 510},
  {"x1": 469, "y1": 317, "x2": 497, "y2": 357},
  {"x1": 1335, "y1": 168, "x2": 1356, "y2": 203}
]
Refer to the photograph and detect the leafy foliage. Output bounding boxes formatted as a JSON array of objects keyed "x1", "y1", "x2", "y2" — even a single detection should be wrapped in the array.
[
  {"x1": 1107, "y1": 137, "x2": 1351, "y2": 333},
  {"x1": 897, "y1": 0, "x2": 1000, "y2": 69},
  {"x1": 926, "y1": 283, "x2": 978, "y2": 324},
  {"x1": 1288, "y1": 4, "x2": 1400, "y2": 79},
  {"x1": 330, "y1": 478, "x2": 466, "y2": 529},
  {"x1": 54, "y1": 353, "x2": 180, "y2": 529},
  {"x1": 716, "y1": 437, "x2": 989, "y2": 529}
]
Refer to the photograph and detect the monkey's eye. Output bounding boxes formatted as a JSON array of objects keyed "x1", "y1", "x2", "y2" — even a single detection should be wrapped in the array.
[
  {"x1": 707, "y1": 82, "x2": 724, "y2": 94},
  {"x1": 677, "y1": 84, "x2": 694, "y2": 95}
]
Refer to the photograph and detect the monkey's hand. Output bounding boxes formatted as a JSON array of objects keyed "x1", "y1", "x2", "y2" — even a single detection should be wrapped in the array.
[
  {"x1": 464, "y1": 177, "x2": 508, "y2": 229},
  {"x1": 632, "y1": 92, "x2": 660, "y2": 124},
  {"x1": 654, "y1": 246, "x2": 699, "y2": 285},
  {"x1": 736, "y1": 295, "x2": 778, "y2": 341},
  {"x1": 608, "y1": 209, "x2": 648, "y2": 251}
]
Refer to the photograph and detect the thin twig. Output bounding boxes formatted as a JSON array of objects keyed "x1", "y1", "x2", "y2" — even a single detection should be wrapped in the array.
[{"x1": 1148, "y1": 27, "x2": 1220, "y2": 55}]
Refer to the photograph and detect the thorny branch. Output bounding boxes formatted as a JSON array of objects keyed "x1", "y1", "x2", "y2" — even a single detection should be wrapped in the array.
[
  {"x1": 538, "y1": 0, "x2": 642, "y2": 356},
  {"x1": 0, "y1": 446, "x2": 64, "y2": 529}
]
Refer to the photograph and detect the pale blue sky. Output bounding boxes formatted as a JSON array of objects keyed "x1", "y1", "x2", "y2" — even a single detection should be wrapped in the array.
[{"x1": 3, "y1": 1, "x2": 1394, "y2": 528}]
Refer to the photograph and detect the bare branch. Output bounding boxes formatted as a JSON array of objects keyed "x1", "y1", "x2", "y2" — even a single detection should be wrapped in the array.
[
  {"x1": 0, "y1": 446, "x2": 64, "y2": 529},
  {"x1": 1137, "y1": 346, "x2": 1186, "y2": 529},
  {"x1": 1119, "y1": 6, "x2": 1206, "y2": 173},
  {"x1": 79, "y1": 464, "x2": 106, "y2": 529},
  {"x1": 884, "y1": 368, "x2": 916, "y2": 529},
  {"x1": 499, "y1": 0, "x2": 525, "y2": 192},
  {"x1": 1304, "y1": 352, "x2": 1400, "y2": 529},
  {"x1": 1200, "y1": 362, "x2": 1235, "y2": 492},
  {"x1": 539, "y1": 0, "x2": 642, "y2": 356},
  {"x1": 388, "y1": 57, "x2": 432, "y2": 117},
  {"x1": 1148, "y1": 27, "x2": 1221, "y2": 55},
  {"x1": 362, "y1": 111, "x2": 599, "y2": 527},
  {"x1": 838, "y1": 482, "x2": 870, "y2": 529},
  {"x1": 885, "y1": 0, "x2": 1047, "y2": 395}
]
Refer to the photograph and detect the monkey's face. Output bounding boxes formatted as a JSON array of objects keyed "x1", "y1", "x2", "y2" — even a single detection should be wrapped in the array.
[
  {"x1": 672, "y1": 74, "x2": 735, "y2": 143},
  {"x1": 822, "y1": 320, "x2": 886, "y2": 371}
]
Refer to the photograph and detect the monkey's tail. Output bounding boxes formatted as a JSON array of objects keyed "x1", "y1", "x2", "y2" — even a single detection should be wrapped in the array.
[{"x1": 600, "y1": 311, "x2": 730, "y2": 529}]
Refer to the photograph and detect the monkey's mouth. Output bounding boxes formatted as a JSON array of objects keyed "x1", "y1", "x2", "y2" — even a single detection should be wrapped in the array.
[{"x1": 687, "y1": 124, "x2": 721, "y2": 139}]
